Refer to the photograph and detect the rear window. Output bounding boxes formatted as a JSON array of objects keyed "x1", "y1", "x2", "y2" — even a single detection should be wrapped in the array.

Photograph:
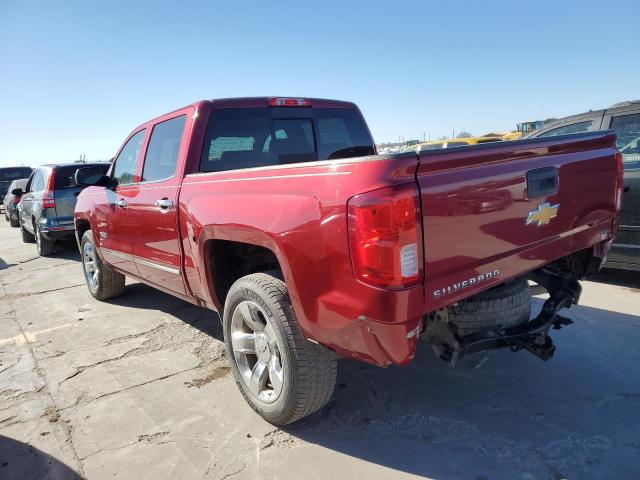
[
  {"x1": 200, "y1": 107, "x2": 374, "y2": 172},
  {"x1": 0, "y1": 167, "x2": 32, "y2": 181},
  {"x1": 54, "y1": 164, "x2": 110, "y2": 189}
]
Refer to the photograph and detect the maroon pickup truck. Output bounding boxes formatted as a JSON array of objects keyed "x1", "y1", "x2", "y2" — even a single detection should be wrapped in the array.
[{"x1": 74, "y1": 97, "x2": 622, "y2": 425}]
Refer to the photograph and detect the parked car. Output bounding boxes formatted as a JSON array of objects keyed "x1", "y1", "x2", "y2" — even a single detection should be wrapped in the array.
[
  {"x1": 74, "y1": 97, "x2": 621, "y2": 425},
  {"x1": 0, "y1": 166, "x2": 32, "y2": 211},
  {"x1": 3, "y1": 178, "x2": 28, "y2": 227},
  {"x1": 526, "y1": 100, "x2": 640, "y2": 270},
  {"x1": 15, "y1": 162, "x2": 110, "y2": 255}
]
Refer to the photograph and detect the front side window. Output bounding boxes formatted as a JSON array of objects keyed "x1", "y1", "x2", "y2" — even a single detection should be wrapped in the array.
[
  {"x1": 142, "y1": 115, "x2": 186, "y2": 182},
  {"x1": 610, "y1": 113, "x2": 640, "y2": 168},
  {"x1": 112, "y1": 129, "x2": 146, "y2": 185},
  {"x1": 539, "y1": 121, "x2": 593, "y2": 137}
]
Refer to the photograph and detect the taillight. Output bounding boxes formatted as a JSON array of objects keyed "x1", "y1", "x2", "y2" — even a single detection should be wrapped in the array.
[
  {"x1": 614, "y1": 151, "x2": 623, "y2": 212},
  {"x1": 268, "y1": 97, "x2": 311, "y2": 107},
  {"x1": 11, "y1": 196, "x2": 21, "y2": 205},
  {"x1": 42, "y1": 169, "x2": 56, "y2": 209},
  {"x1": 348, "y1": 184, "x2": 423, "y2": 289}
]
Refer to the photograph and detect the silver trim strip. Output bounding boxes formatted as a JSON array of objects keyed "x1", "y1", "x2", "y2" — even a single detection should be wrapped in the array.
[
  {"x1": 101, "y1": 247, "x2": 131, "y2": 261},
  {"x1": 100, "y1": 247, "x2": 180, "y2": 275},
  {"x1": 134, "y1": 256, "x2": 180, "y2": 275}
]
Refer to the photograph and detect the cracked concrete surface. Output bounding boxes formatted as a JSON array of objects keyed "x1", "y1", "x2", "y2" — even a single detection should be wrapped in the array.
[{"x1": 1, "y1": 221, "x2": 639, "y2": 479}]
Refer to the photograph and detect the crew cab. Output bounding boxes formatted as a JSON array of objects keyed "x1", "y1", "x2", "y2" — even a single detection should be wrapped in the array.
[{"x1": 74, "y1": 97, "x2": 622, "y2": 425}]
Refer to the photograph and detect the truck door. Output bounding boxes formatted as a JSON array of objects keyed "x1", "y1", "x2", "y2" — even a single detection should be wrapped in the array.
[
  {"x1": 603, "y1": 109, "x2": 640, "y2": 268},
  {"x1": 95, "y1": 129, "x2": 147, "y2": 274},
  {"x1": 128, "y1": 113, "x2": 189, "y2": 295}
]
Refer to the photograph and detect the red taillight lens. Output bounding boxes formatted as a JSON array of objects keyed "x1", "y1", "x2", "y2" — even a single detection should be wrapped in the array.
[
  {"x1": 348, "y1": 184, "x2": 423, "y2": 289},
  {"x1": 268, "y1": 97, "x2": 311, "y2": 107},
  {"x1": 42, "y1": 169, "x2": 56, "y2": 209},
  {"x1": 11, "y1": 196, "x2": 21, "y2": 205},
  {"x1": 614, "y1": 151, "x2": 623, "y2": 211}
]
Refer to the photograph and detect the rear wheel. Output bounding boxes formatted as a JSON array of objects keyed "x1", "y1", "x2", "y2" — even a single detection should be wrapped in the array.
[
  {"x1": 9, "y1": 215, "x2": 19, "y2": 228},
  {"x1": 223, "y1": 272, "x2": 337, "y2": 425},
  {"x1": 81, "y1": 230, "x2": 125, "y2": 301},
  {"x1": 35, "y1": 224, "x2": 55, "y2": 256}
]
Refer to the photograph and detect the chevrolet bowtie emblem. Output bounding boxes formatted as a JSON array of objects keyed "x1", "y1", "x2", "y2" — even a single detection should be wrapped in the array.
[{"x1": 526, "y1": 202, "x2": 559, "y2": 226}]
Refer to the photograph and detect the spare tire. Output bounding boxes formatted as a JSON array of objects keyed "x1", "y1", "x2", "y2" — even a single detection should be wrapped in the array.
[{"x1": 448, "y1": 279, "x2": 531, "y2": 337}]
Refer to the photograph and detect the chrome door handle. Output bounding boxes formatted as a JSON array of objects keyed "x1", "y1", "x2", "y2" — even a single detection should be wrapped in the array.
[
  {"x1": 154, "y1": 198, "x2": 173, "y2": 209},
  {"x1": 115, "y1": 199, "x2": 128, "y2": 208}
]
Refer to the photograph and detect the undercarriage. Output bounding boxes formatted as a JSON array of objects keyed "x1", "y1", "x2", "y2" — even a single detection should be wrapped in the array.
[{"x1": 422, "y1": 248, "x2": 606, "y2": 366}]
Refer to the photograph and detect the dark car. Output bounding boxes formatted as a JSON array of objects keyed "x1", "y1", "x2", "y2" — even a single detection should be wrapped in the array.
[
  {"x1": 3, "y1": 178, "x2": 29, "y2": 227},
  {"x1": 526, "y1": 100, "x2": 640, "y2": 271},
  {"x1": 0, "y1": 167, "x2": 32, "y2": 210},
  {"x1": 16, "y1": 162, "x2": 110, "y2": 256}
]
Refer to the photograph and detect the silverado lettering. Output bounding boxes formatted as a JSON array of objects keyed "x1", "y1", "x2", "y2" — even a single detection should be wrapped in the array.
[{"x1": 433, "y1": 269, "x2": 501, "y2": 298}]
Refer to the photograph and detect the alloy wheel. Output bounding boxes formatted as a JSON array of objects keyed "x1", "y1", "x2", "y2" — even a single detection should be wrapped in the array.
[
  {"x1": 83, "y1": 241, "x2": 99, "y2": 291},
  {"x1": 230, "y1": 300, "x2": 284, "y2": 403}
]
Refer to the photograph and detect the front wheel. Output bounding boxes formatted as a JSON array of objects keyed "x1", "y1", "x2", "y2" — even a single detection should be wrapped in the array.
[
  {"x1": 223, "y1": 272, "x2": 337, "y2": 425},
  {"x1": 81, "y1": 230, "x2": 125, "y2": 301}
]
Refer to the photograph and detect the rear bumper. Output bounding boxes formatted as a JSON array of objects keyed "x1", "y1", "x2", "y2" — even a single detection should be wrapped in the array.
[{"x1": 39, "y1": 224, "x2": 75, "y2": 242}]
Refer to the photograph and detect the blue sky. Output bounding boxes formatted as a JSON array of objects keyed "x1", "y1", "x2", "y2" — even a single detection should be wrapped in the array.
[{"x1": 1, "y1": 0, "x2": 638, "y2": 166}]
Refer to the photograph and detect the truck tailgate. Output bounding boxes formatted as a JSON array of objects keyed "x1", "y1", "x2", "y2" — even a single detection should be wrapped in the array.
[{"x1": 416, "y1": 131, "x2": 619, "y2": 307}]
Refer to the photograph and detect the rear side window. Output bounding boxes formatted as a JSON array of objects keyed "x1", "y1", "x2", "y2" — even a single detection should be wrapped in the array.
[
  {"x1": 54, "y1": 164, "x2": 110, "y2": 189},
  {"x1": 113, "y1": 129, "x2": 146, "y2": 185},
  {"x1": 142, "y1": 115, "x2": 186, "y2": 182},
  {"x1": 609, "y1": 113, "x2": 640, "y2": 168},
  {"x1": 200, "y1": 107, "x2": 374, "y2": 172},
  {"x1": 30, "y1": 170, "x2": 45, "y2": 192},
  {"x1": 539, "y1": 120, "x2": 593, "y2": 137}
]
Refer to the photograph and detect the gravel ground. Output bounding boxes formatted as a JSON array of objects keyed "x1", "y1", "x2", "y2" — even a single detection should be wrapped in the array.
[{"x1": 0, "y1": 218, "x2": 639, "y2": 480}]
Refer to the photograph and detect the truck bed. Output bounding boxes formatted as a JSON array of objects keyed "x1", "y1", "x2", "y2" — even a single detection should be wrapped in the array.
[{"x1": 416, "y1": 130, "x2": 619, "y2": 309}]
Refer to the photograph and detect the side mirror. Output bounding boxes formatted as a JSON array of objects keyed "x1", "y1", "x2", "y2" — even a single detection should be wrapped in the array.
[
  {"x1": 75, "y1": 167, "x2": 110, "y2": 187},
  {"x1": 11, "y1": 188, "x2": 23, "y2": 196}
]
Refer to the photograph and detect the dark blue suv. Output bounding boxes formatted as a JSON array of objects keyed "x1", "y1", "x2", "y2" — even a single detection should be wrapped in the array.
[{"x1": 16, "y1": 162, "x2": 110, "y2": 256}]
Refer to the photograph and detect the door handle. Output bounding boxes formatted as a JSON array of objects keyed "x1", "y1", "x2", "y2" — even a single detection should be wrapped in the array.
[
  {"x1": 115, "y1": 199, "x2": 128, "y2": 208},
  {"x1": 154, "y1": 198, "x2": 173, "y2": 209}
]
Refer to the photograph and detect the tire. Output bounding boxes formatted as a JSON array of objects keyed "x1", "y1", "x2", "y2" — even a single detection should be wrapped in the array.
[
  {"x1": 20, "y1": 221, "x2": 35, "y2": 243},
  {"x1": 448, "y1": 278, "x2": 532, "y2": 337},
  {"x1": 35, "y1": 224, "x2": 55, "y2": 256},
  {"x1": 9, "y1": 216, "x2": 19, "y2": 228},
  {"x1": 81, "y1": 230, "x2": 125, "y2": 301},
  {"x1": 223, "y1": 272, "x2": 337, "y2": 425}
]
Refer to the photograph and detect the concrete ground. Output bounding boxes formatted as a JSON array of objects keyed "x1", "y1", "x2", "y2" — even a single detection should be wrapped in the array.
[{"x1": 0, "y1": 219, "x2": 639, "y2": 480}]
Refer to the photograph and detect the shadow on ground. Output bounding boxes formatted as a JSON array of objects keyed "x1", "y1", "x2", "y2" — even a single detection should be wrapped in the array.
[
  {"x1": 592, "y1": 267, "x2": 640, "y2": 290},
  {"x1": 109, "y1": 282, "x2": 223, "y2": 341},
  {"x1": 277, "y1": 299, "x2": 640, "y2": 479},
  {"x1": 80, "y1": 280, "x2": 640, "y2": 479},
  {"x1": 0, "y1": 435, "x2": 82, "y2": 480}
]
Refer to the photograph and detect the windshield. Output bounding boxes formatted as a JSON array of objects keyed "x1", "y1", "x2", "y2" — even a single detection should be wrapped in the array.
[{"x1": 200, "y1": 107, "x2": 375, "y2": 173}]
